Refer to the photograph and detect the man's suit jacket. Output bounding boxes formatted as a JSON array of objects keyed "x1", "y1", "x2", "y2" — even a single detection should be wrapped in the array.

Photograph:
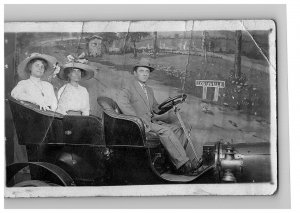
[{"x1": 117, "y1": 78, "x2": 159, "y2": 126}]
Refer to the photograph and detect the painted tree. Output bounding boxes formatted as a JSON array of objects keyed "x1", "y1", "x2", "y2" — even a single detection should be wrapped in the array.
[
  {"x1": 153, "y1": 31, "x2": 158, "y2": 58},
  {"x1": 209, "y1": 40, "x2": 215, "y2": 53},
  {"x1": 234, "y1": 30, "x2": 242, "y2": 78},
  {"x1": 202, "y1": 31, "x2": 209, "y2": 62},
  {"x1": 99, "y1": 32, "x2": 119, "y2": 52},
  {"x1": 234, "y1": 30, "x2": 243, "y2": 110},
  {"x1": 16, "y1": 33, "x2": 36, "y2": 49},
  {"x1": 171, "y1": 33, "x2": 180, "y2": 50},
  {"x1": 123, "y1": 32, "x2": 151, "y2": 58}
]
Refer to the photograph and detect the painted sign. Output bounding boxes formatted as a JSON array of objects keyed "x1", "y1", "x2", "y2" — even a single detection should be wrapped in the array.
[
  {"x1": 196, "y1": 80, "x2": 226, "y2": 101},
  {"x1": 195, "y1": 80, "x2": 225, "y2": 88}
]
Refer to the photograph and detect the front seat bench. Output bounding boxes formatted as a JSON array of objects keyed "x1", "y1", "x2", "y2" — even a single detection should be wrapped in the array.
[{"x1": 97, "y1": 96, "x2": 160, "y2": 148}]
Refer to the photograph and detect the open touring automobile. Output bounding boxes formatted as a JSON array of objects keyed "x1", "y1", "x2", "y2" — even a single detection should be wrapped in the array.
[{"x1": 6, "y1": 94, "x2": 272, "y2": 187}]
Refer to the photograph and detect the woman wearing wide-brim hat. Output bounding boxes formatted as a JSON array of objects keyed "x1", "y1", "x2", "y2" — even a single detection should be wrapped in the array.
[
  {"x1": 11, "y1": 53, "x2": 58, "y2": 111},
  {"x1": 56, "y1": 57, "x2": 96, "y2": 116}
]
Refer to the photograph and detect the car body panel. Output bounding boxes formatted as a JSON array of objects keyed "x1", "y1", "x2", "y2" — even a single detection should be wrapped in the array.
[{"x1": 6, "y1": 97, "x2": 273, "y2": 186}]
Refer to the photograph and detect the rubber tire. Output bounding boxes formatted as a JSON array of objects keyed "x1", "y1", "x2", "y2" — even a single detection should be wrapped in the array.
[{"x1": 14, "y1": 180, "x2": 59, "y2": 187}]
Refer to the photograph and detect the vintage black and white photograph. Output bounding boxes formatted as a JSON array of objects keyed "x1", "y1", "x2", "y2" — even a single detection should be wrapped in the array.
[{"x1": 4, "y1": 20, "x2": 277, "y2": 197}]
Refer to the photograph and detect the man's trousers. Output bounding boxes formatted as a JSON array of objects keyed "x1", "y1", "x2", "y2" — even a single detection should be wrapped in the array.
[{"x1": 149, "y1": 121, "x2": 190, "y2": 169}]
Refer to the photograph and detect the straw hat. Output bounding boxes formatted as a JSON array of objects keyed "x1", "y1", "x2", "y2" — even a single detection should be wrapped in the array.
[
  {"x1": 17, "y1": 53, "x2": 58, "y2": 80},
  {"x1": 58, "y1": 62, "x2": 95, "y2": 81}
]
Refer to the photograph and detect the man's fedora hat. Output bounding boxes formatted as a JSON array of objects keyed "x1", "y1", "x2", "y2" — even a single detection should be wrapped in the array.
[
  {"x1": 17, "y1": 53, "x2": 58, "y2": 80},
  {"x1": 133, "y1": 58, "x2": 155, "y2": 72}
]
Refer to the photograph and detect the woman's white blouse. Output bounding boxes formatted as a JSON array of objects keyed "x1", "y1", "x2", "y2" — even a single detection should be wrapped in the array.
[
  {"x1": 11, "y1": 76, "x2": 58, "y2": 111},
  {"x1": 57, "y1": 83, "x2": 90, "y2": 116}
]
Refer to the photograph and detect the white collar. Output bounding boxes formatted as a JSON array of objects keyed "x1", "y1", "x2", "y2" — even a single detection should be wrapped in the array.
[
  {"x1": 68, "y1": 82, "x2": 80, "y2": 88},
  {"x1": 138, "y1": 81, "x2": 146, "y2": 88},
  {"x1": 29, "y1": 76, "x2": 42, "y2": 82}
]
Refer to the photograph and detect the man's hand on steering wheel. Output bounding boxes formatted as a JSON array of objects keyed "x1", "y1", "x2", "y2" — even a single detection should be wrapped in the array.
[{"x1": 153, "y1": 94, "x2": 187, "y2": 115}]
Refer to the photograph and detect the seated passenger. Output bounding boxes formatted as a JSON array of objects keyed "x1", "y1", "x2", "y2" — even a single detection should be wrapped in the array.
[
  {"x1": 11, "y1": 53, "x2": 58, "y2": 111},
  {"x1": 56, "y1": 56, "x2": 95, "y2": 116}
]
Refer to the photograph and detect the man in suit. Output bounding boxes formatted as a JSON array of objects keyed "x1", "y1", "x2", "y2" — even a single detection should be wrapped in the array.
[{"x1": 117, "y1": 58, "x2": 201, "y2": 175}]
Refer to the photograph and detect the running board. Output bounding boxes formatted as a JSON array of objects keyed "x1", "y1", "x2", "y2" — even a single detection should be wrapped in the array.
[{"x1": 159, "y1": 165, "x2": 214, "y2": 183}]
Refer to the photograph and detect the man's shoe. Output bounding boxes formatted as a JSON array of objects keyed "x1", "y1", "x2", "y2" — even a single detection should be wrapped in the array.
[
  {"x1": 178, "y1": 161, "x2": 192, "y2": 174},
  {"x1": 191, "y1": 159, "x2": 203, "y2": 170},
  {"x1": 177, "y1": 161, "x2": 199, "y2": 176},
  {"x1": 177, "y1": 159, "x2": 203, "y2": 176}
]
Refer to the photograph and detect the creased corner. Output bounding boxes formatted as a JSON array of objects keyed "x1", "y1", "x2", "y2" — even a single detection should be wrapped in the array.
[{"x1": 239, "y1": 20, "x2": 276, "y2": 75}]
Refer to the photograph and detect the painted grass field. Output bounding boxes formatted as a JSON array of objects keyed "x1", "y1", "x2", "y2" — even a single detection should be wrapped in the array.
[{"x1": 91, "y1": 52, "x2": 270, "y2": 120}]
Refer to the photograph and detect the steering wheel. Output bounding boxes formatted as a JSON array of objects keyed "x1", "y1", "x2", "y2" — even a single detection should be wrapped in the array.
[{"x1": 154, "y1": 94, "x2": 187, "y2": 115}]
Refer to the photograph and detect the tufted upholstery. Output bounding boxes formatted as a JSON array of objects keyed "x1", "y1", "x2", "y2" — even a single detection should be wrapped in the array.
[
  {"x1": 97, "y1": 96, "x2": 122, "y2": 114},
  {"x1": 97, "y1": 96, "x2": 161, "y2": 148}
]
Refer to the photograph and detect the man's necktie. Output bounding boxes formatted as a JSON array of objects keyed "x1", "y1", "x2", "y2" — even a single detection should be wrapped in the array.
[{"x1": 141, "y1": 84, "x2": 149, "y2": 101}]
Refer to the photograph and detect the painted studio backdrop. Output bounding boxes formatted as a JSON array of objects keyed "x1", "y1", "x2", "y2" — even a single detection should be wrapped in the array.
[{"x1": 4, "y1": 21, "x2": 277, "y2": 197}]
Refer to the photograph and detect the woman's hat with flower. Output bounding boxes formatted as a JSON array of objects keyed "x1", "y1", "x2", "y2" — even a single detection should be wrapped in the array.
[{"x1": 58, "y1": 53, "x2": 96, "y2": 81}]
